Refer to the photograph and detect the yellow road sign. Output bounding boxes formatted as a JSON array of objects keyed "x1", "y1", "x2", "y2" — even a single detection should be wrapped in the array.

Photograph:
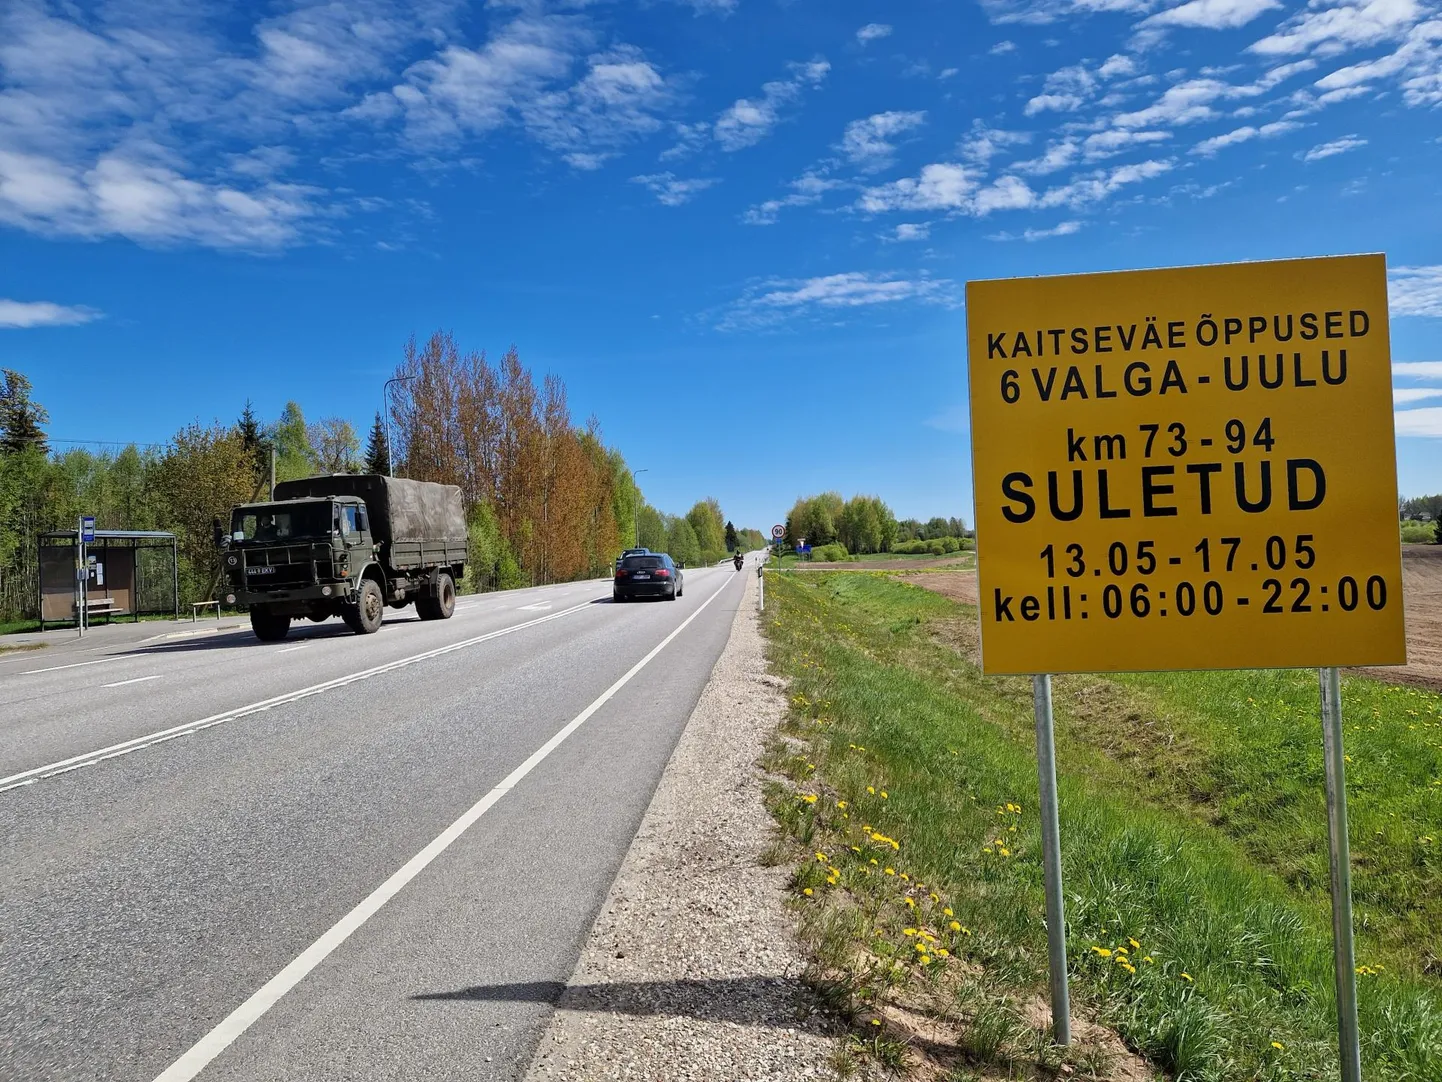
[{"x1": 967, "y1": 254, "x2": 1406, "y2": 674}]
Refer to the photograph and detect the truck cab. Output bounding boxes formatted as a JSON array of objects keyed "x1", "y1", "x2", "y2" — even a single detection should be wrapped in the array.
[{"x1": 221, "y1": 496, "x2": 376, "y2": 638}]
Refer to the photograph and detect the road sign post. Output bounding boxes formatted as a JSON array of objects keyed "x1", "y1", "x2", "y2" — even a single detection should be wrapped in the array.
[
  {"x1": 1032, "y1": 674, "x2": 1071, "y2": 1046},
  {"x1": 967, "y1": 254, "x2": 1404, "y2": 1064}
]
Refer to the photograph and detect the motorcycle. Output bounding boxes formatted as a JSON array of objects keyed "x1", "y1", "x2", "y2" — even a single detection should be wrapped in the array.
[{"x1": 733, "y1": 554, "x2": 744, "y2": 571}]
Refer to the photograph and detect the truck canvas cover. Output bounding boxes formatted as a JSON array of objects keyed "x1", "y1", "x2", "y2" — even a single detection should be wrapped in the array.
[{"x1": 272, "y1": 475, "x2": 465, "y2": 547}]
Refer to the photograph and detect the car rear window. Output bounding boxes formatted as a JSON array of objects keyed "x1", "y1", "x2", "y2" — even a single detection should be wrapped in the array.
[{"x1": 621, "y1": 556, "x2": 663, "y2": 570}]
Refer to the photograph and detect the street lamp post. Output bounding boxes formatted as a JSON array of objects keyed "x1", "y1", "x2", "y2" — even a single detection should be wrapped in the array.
[
  {"x1": 632, "y1": 468, "x2": 649, "y2": 548},
  {"x1": 383, "y1": 375, "x2": 418, "y2": 478}
]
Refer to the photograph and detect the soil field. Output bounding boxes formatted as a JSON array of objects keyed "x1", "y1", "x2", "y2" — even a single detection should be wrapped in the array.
[{"x1": 904, "y1": 545, "x2": 1442, "y2": 692}]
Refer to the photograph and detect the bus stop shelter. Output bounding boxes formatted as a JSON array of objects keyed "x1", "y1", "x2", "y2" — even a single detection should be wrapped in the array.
[{"x1": 38, "y1": 530, "x2": 179, "y2": 630}]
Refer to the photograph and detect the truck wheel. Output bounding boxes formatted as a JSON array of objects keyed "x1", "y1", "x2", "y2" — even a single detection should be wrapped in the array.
[
  {"x1": 349, "y1": 579, "x2": 384, "y2": 635},
  {"x1": 250, "y1": 608, "x2": 291, "y2": 642},
  {"x1": 418, "y1": 573, "x2": 456, "y2": 621}
]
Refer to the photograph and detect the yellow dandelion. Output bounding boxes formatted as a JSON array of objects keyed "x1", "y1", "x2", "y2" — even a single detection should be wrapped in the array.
[
  {"x1": 884, "y1": 867, "x2": 895, "y2": 875},
  {"x1": 816, "y1": 852, "x2": 828, "y2": 862},
  {"x1": 949, "y1": 921, "x2": 962, "y2": 932},
  {"x1": 836, "y1": 800, "x2": 848, "y2": 810},
  {"x1": 1271, "y1": 1041, "x2": 1284, "y2": 1051},
  {"x1": 936, "y1": 948, "x2": 950, "y2": 958},
  {"x1": 1129, "y1": 938, "x2": 1140, "y2": 949},
  {"x1": 867, "y1": 786, "x2": 875, "y2": 795},
  {"x1": 1180, "y1": 972, "x2": 1193, "y2": 982},
  {"x1": 919, "y1": 954, "x2": 931, "y2": 965},
  {"x1": 880, "y1": 790, "x2": 889, "y2": 799},
  {"x1": 802, "y1": 888, "x2": 813, "y2": 896},
  {"x1": 1093, "y1": 947, "x2": 1112, "y2": 958},
  {"x1": 903, "y1": 928, "x2": 917, "y2": 936}
]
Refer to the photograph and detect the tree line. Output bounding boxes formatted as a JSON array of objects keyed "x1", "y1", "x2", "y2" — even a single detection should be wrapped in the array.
[
  {"x1": 783, "y1": 491, "x2": 970, "y2": 558},
  {"x1": 0, "y1": 346, "x2": 753, "y2": 623}
]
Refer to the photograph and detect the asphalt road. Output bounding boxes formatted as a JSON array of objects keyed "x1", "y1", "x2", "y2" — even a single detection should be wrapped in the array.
[{"x1": 1, "y1": 563, "x2": 750, "y2": 1081}]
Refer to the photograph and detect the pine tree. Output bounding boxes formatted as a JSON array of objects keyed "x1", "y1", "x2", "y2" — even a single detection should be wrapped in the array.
[
  {"x1": 725, "y1": 520, "x2": 738, "y2": 552},
  {"x1": 0, "y1": 369, "x2": 50, "y2": 455},
  {"x1": 236, "y1": 399, "x2": 266, "y2": 488},
  {"x1": 364, "y1": 411, "x2": 390, "y2": 475}
]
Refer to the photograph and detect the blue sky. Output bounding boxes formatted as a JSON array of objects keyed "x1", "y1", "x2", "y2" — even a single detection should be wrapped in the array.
[{"x1": 1, "y1": 0, "x2": 1439, "y2": 530}]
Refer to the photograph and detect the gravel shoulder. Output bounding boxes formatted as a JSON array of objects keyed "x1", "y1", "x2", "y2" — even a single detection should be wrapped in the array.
[{"x1": 523, "y1": 569, "x2": 846, "y2": 1081}]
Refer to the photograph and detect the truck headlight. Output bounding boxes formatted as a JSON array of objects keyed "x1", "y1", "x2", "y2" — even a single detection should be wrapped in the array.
[
  {"x1": 321, "y1": 586, "x2": 333, "y2": 596},
  {"x1": 226, "y1": 554, "x2": 239, "y2": 567}
]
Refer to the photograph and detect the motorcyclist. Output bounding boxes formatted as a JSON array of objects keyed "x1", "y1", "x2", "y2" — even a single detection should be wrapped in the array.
[{"x1": 733, "y1": 551, "x2": 744, "y2": 570}]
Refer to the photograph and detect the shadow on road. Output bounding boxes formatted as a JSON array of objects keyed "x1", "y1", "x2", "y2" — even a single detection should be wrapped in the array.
[{"x1": 410, "y1": 976, "x2": 834, "y2": 1030}]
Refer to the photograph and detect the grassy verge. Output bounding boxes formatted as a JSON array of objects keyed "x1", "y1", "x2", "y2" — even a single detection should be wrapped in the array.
[{"x1": 761, "y1": 571, "x2": 1442, "y2": 1081}]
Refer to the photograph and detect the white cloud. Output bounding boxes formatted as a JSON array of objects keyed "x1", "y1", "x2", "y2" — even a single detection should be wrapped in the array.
[
  {"x1": 1142, "y1": 0, "x2": 1283, "y2": 31},
  {"x1": 1191, "y1": 120, "x2": 1299, "y2": 154},
  {"x1": 718, "y1": 271, "x2": 957, "y2": 330},
  {"x1": 979, "y1": 0, "x2": 1153, "y2": 25},
  {"x1": 1393, "y1": 360, "x2": 1442, "y2": 378},
  {"x1": 1013, "y1": 139, "x2": 1081, "y2": 175},
  {"x1": 659, "y1": 121, "x2": 711, "y2": 161},
  {"x1": 858, "y1": 163, "x2": 977, "y2": 213},
  {"x1": 1310, "y1": 18, "x2": 1442, "y2": 106},
  {"x1": 991, "y1": 41, "x2": 1019, "y2": 54},
  {"x1": 741, "y1": 171, "x2": 841, "y2": 225},
  {"x1": 1394, "y1": 387, "x2": 1442, "y2": 404},
  {"x1": 840, "y1": 111, "x2": 927, "y2": 169},
  {"x1": 631, "y1": 172, "x2": 719, "y2": 206},
  {"x1": 1300, "y1": 134, "x2": 1367, "y2": 159},
  {"x1": 1040, "y1": 159, "x2": 1174, "y2": 207},
  {"x1": 1249, "y1": 0, "x2": 1424, "y2": 56},
  {"x1": 958, "y1": 122, "x2": 1031, "y2": 164},
  {"x1": 990, "y1": 219, "x2": 1084, "y2": 241},
  {"x1": 751, "y1": 272, "x2": 953, "y2": 310},
  {"x1": 974, "y1": 175, "x2": 1038, "y2": 213},
  {"x1": 890, "y1": 223, "x2": 931, "y2": 241},
  {"x1": 1025, "y1": 63, "x2": 1099, "y2": 114},
  {"x1": 1390, "y1": 267, "x2": 1442, "y2": 317},
  {"x1": 0, "y1": 299, "x2": 100, "y2": 328},
  {"x1": 1083, "y1": 129, "x2": 1172, "y2": 159},
  {"x1": 1394, "y1": 406, "x2": 1442, "y2": 436},
  {"x1": 1111, "y1": 78, "x2": 1235, "y2": 127},
  {"x1": 714, "y1": 58, "x2": 830, "y2": 151},
  {"x1": 856, "y1": 23, "x2": 894, "y2": 45}
]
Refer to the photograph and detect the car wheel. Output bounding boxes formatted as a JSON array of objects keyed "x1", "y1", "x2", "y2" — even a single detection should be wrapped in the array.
[{"x1": 350, "y1": 579, "x2": 384, "y2": 634}]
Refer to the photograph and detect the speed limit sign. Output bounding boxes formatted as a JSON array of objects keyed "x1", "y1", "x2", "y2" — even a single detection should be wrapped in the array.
[{"x1": 771, "y1": 524, "x2": 785, "y2": 540}]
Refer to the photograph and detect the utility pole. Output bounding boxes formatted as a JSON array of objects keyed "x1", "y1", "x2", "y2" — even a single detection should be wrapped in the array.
[{"x1": 382, "y1": 375, "x2": 418, "y2": 478}]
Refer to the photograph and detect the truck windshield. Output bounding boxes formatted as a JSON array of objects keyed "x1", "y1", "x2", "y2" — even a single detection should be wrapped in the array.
[{"x1": 231, "y1": 503, "x2": 333, "y2": 543}]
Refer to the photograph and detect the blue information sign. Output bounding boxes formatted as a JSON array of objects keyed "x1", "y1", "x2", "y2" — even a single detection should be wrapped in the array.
[{"x1": 81, "y1": 516, "x2": 95, "y2": 543}]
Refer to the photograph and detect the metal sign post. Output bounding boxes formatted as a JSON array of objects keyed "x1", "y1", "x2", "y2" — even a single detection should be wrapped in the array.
[
  {"x1": 1320, "y1": 667, "x2": 1363, "y2": 1082},
  {"x1": 1032, "y1": 674, "x2": 1072, "y2": 1045}
]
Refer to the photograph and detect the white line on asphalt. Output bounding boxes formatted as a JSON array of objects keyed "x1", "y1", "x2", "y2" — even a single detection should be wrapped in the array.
[
  {"x1": 517, "y1": 603, "x2": 552, "y2": 611},
  {"x1": 148, "y1": 573, "x2": 732, "y2": 1082},
  {"x1": 101, "y1": 675, "x2": 162, "y2": 689},
  {"x1": 276, "y1": 643, "x2": 310, "y2": 653},
  {"x1": 18, "y1": 656, "x2": 129, "y2": 676},
  {"x1": 0, "y1": 599, "x2": 600, "y2": 795}
]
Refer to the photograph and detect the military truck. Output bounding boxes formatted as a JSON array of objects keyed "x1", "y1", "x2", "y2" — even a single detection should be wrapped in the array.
[{"x1": 218, "y1": 474, "x2": 467, "y2": 642}]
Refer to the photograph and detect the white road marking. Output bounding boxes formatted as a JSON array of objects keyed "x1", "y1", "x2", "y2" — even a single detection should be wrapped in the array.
[
  {"x1": 276, "y1": 643, "x2": 310, "y2": 653},
  {"x1": 18, "y1": 656, "x2": 129, "y2": 676},
  {"x1": 517, "y1": 603, "x2": 552, "y2": 611},
  {"x1": 101, "y1": 675, "x2": 162, "y2": 689},
  {"x1": 148, "y1": 574, "x2": 731, "y2": 1082},
  {"x1": 0, "y1": 600, "x2": 599, "y2": 795}
]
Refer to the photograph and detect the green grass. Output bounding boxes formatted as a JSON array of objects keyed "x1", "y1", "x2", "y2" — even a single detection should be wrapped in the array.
[{"x1": 762, "y1": 571, "x2": 1442, "y2": 1081}]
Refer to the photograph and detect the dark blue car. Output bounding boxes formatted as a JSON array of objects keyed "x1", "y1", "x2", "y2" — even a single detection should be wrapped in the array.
[{"x1": 614, "y1": 552, "x2": 683, "y2": 602}]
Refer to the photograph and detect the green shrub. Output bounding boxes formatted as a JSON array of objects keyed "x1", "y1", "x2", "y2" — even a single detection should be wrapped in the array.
[
  {"x1": 1400, "y1": 520, "x2": 1434, "y2": 544},
  {"x1": 811, "y1": 542, "x2": 850, "y2": 562}
]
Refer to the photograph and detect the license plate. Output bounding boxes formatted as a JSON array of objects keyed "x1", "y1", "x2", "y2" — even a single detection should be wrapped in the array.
[
  {"x1": 246, "y1": 566, "x2": 275, "y2": 576},
  {"x1": 633, "y1": 573, "x2": 649, "y2": 579}
]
